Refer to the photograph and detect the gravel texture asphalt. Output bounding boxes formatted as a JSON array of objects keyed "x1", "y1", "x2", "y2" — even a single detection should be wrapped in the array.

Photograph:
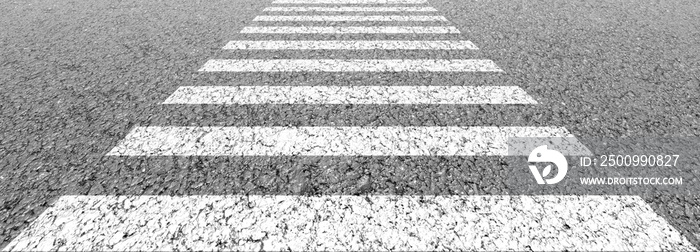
[{"x1": 1, "y1": 0, "x2": 699, "y2": 249}]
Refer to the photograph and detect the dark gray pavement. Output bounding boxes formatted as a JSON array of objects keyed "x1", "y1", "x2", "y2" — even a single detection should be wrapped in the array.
[{"x1": 1, "y1": 0, "x2": 699, "y2": 249}]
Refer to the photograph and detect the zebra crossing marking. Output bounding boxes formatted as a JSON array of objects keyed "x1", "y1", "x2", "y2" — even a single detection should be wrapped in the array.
[
  {"x1": 262, "y1": 7, "x2": 438, "y2": 12},
  {"x1": 162, "y1": 86, "x2": 537, "y2": 105},
  {"x1": 5, "y1": 195, "x2": 696, "y2": 251},
  {"x1": 9, "y1": 0, "x2": 676, "y2": 250},
  {"x1": 198, "y1": 59, "x2": 502, "y2": 72},
  {"x1": 222, "y1": 40, "x2": 478, "y2": 50},
  {"x1": 106, "y1": 126, "x2": 578, "y2": 156},
  {"x1": 272, "y1": 0, "x2": 427, "y2": 4},
  {"x1": 252, "y1": 15, "x2": 449, "y2": 22},
  {"x1": 240, "y1": 26, "x2": 460, "y2": 34}
]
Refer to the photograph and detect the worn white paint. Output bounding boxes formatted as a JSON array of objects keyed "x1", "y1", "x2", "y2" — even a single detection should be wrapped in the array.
[
  {"x1": 262, "y1": 7, "x2": 438, "y2": 12},
  {"x1": 106, "y1": 126, "x2": 577, "y2": 156},
  {"x1": 162, "y1": 86, "x2": 536, "y2": 105},
  {"x1": 253, "y1": 15, "x2": 448, "y2": 22},
  {"x1": 222, "y1": 40, "x2": 477, "y2": 50},
  {"x1": 273, "y1": 0, "x2": 427, "y2": 4},
  {"x1": 240, "y1": 26, "x2": 460, "y2": 34},
  {"x1": 198, "y1": 59, "x2": 502, "y2": 72},
  {"x1": 5, "y1": 195, "x2": 696, "y2": 251}
]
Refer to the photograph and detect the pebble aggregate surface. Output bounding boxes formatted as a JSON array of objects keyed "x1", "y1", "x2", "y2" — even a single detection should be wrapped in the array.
[{"x1": 1, "y1": 0, "x2": 699, "y2": 250}]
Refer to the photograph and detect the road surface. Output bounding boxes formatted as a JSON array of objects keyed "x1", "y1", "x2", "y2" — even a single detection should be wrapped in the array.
[{"x1": 1, "y1": 0, "x2": 699, "y2": 250}]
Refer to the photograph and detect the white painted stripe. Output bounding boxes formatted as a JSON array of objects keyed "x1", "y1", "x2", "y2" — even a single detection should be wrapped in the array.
[
  {"x1": 198, "y1": 59, "x2": 502, "y2": 72},
  {"x1": 240, "y1": 26, "x2": 460, "y2": 34},
  {"x1": 162, "y1": 86, "x2": 537, "y2": 105},
  {"x1": 222, "y1": 40, "x2": 478, "y2": 50},
  {"x1": 273, "y1": 0, "x2": 426, "y2": 4},
  {"x1": 5, "y1": 195, "x2": 696, "y2": 251},
  {"x1": 253, "y1": 15, "x2": 448, "y2": 22},
  {"x1": 263, "y1": 7, "x2": 438, "y2": 12},
  {"x1": 107, "y1": 126, "x2": 573, "y2": 156}
]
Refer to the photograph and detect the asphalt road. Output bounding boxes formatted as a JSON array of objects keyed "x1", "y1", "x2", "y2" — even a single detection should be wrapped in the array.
[{"x1": 1, "y1": 0, "x2": 699, "y2": 250}]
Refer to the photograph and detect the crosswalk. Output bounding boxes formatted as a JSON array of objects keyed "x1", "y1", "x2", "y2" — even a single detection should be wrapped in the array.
[
  {"x1": 262, "y1": 6, "x2": 438, "y2": 12},
  {"x1": 199, "y1": 59, "x2": 502, "y2": 72},
  {"x1": 252, "y1": 15, "x2": 449, "y2": 21},
  {"x1": 5, "y1": 0, "x2": 696, "y2": 251},
  {"x1": 5, "y1": 195, "x2": 694, "y2": 251},
  {"x1": 106, "y1": 126, "x2": 574, "y2": 156},
  {"x1": 273, "y1": 0, "x2": 428, "y2": 3},
  {"x1": 222, "y1": 40, "x2": 479, "y2": 50},
  {"x1": 162, "y1": 86, "x2": 536, "y2": 104},
  {"x1": 239, "y1": 26, "x2": 461, "y2": 34}
]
